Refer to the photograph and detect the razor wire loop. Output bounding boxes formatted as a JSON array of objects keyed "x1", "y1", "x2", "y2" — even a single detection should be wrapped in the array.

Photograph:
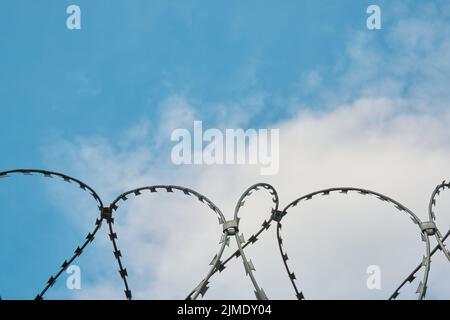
[
  {"x1": 230, "y1": 183, "x2": 280, "y2": 300},
  {"x1": 390, "y1": 180, "x2": 450, "y2": 300},
  {"x1": 186, "y1": 183, "x2": 280, "y2": 300},
  {"x1": 187, "y1": 183, "x2": 280, "y2": 300},
  {"x1": 0, "y1": 169, "x2": 104, "y2": 300},
  {"x1": 428, "y1": 180, "x2": 450, "y2": 261},
  {"x1": 276, "y1": 187, "x2": 432, "y2": 300},
  {"x1": 108, "y1": 185, "x2": 227, "y2": 300}
]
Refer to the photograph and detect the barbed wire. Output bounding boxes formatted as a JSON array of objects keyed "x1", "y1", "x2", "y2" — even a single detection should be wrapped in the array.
[
  {"x1": 0, "y1": 169, "x2": 104, "y2": 300},
  {"x1": 277, "y1": 188, "x2": 432, "y2": 300},
  {"x1": 0, "y1": 169, "x2": 449, "y2": 300}
]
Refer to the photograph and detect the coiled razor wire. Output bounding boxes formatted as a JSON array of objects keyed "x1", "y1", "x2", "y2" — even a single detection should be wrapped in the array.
[
  {"x1": 0, "y1": 169, "x2": 449, "y2": 300},
  {"x1": 0, "y1": 169, "x2": 104, "y2": 300}
]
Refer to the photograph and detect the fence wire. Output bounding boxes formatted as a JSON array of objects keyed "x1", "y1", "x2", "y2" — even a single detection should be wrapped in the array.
[{"x1": 0, "y1": 169, "x2": 449, "y2": 300}]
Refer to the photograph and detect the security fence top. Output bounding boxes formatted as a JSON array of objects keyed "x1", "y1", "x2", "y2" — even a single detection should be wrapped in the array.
[{"x1": 0, "y1": 169, "x2": 449, "y2": 300}]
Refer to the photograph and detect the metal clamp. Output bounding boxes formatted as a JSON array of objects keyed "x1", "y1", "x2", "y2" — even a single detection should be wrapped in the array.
[
  {"x1": 420, "y1": 221, "x2": 437, "y2": 236},
  {"x1": 223, "y1": 220, "x2": 239, "y2": 235},
  {"x1": 271, "y1": 210, "x2": 284, "y2": 222},
  {"x1": 101, "y1": 206, "x2": 113, "y2": 221}
]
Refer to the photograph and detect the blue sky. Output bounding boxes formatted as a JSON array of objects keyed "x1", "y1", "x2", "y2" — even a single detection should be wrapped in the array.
[
  {"x1": 1, "y1": 1, "x2": 450, "y2": 299},
  {"x1": 0, "y1": 0, "x2": 371, "y2": 167}
]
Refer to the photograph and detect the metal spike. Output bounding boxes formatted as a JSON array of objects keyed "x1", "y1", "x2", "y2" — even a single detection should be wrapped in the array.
[
  {"x1": 114, "y1": 250, "x2": 122, "y2": 259},
  {"x1": 217, "y1": 262, "x2": 226, "y2": 272},
  {"x1": 254, "y1": 288, "x2": 267, "y2": 300},
  {"x1": 219, "y1": 234, "x2": 230, "y2": 246},
  {"x1": 296, "y1": 292, "x2": 305, "y2": 300},
  {"x1": 86, "y1": 233, "x2": 94, "y2": 242},
  {"x1": 391, "y1": 291, "x2": 400, "y2": 299},
  {"x1": 47, "y1": 276, "x2": 56, "y2": 286},
  {"x1": 61, "y1": 260, "x2": 69, "y2": 269},
  {"x1": 416, "y1": 281, "x2": 426, "y2": 295},
  {"x1": 421, "y1": 232, "x2": 427, "y2": 242},
  {"x1": 200, "y1": 284, "x2": 209, "y2": 297},
  {"x1": 119, "y1": 268, "x2": 128, "y2": 278},
  {"x1": 238, "y1": 233, "x2": 246, "y2": 244},
  {"x1": 407, "y1": 274, "x2": 416, "y2": 283},
  {"x1": 421, "y1": 256, "x2": 429, "y2": 267},
  {"x1": 74, "y1": 246, "x2": 82, "y2": 256},
  {"x1": 209, "y1": 254, "x2": 218, "y2": 266},
  {"x1": 431, "y1": 210, "x2": 436, "y2": 220},
  {"x1": 244, "y1": 259, "x2": 256, "y2": 275},
  {"x1": 194, "y1": 281, "x2": 210, "y2": 297}
]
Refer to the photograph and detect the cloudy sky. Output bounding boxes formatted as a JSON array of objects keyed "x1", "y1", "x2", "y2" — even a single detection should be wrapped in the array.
[{"x1": 1, "y1": 0, "x2": 450, "y2": 300}]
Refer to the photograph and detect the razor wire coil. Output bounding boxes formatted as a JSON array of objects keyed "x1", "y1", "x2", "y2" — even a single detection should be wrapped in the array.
[{"x1": 0, "y1": 169, "x2": 449, "y2": 300}]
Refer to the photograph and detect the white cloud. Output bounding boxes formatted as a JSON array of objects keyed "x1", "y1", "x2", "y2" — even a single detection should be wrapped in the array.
[
  {"x1": 43, "y1": 95, "x2": 450, "y2": 300},
  {"x1": 42, "y1": 2, "x2": 450, "y2": 300}
]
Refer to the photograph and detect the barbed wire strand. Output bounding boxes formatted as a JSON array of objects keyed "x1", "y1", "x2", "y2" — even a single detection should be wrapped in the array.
[
  {"x1": 1, "y1": 169, "x2": 449, "y2": 300},
  {"x1": 390, "y1": 180, "x2": 450, "y2": 299},
  {"x1": 276, "y1": 187, "x2": 432, "y2": 300},
  {"x1": 232, "y1": 183, "x2": 279, "y2": 300},
  {"x1": 0, "y1": 169, "x2": 104, "y2": 300},
  {"x1": 109, "y1": 185, "x2": 227, "y2": 300}
]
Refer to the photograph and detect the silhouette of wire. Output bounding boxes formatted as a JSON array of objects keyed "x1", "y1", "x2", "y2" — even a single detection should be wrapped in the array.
[
  {"x1": 0, "y1": 169, "x2": 104, "y2": 300},
  {"x1": 1, "y1": 169, "x2": 449, "y2": 300},
  {"x1": 277, "y1": 187, "x2": 431, "y2": 300}
]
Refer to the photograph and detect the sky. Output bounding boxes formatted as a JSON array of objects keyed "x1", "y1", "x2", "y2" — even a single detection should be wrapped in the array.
[{"x1": 1, "y1": 0, "x2": 450, "y2": 299}]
